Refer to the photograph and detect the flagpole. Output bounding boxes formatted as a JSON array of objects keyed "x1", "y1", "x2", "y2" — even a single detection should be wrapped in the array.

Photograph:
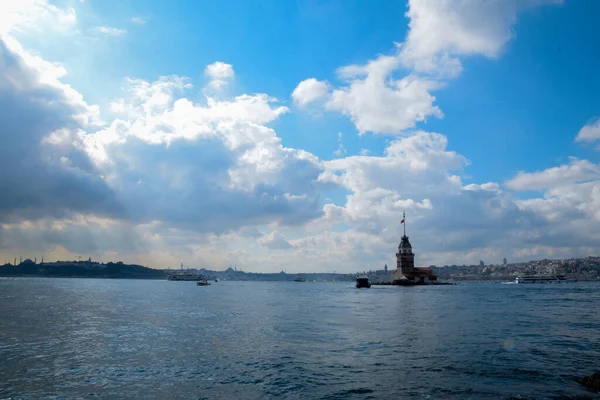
[{"x1": 403, "y1": 210, "x2": 406, "y2": 237}]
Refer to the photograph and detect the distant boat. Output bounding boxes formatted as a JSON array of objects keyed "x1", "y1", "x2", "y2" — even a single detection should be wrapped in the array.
[
  {"x1": 294, "y1": 275, "x2": 306, "y2": 282},
  {"x1": 196, "y1": 279, "x2": 211, "y2": 286},
  {"x1": 356, "y1": 274, "x2": 371, "y2": 288},
  {"x1": 168, "y1": 272, "x2": 206, "y2": 281},
  {"x1": 515, "y1": 275, "x2": 568, "y2": 284}
]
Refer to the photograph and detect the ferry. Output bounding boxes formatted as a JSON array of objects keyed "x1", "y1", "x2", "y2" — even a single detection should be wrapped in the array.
[
  {"x1": 167, "y1": 272, "x2": 206, "y2": 281},
  {"x1": 515, "y1": 275, "x2": 568, "y2": 284},
  {"x1": 356, "y1": 274, "x2": 371, "y2": 288},
  {"x1": 294, "y1": 275, "x2": 306, "y2": 282}
]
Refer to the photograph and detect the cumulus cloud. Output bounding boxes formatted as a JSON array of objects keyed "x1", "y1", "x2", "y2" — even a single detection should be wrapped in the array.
[
  {"x1": 0, "y1": 37, "x2": 117, "y2": 222},
  {"x1": 4, "y1": 0, "x2": 598, "y2": 273},
  {"x1": 296, "y1": 0, "x2": 561, "y2": 135},
  {"x1": 204, "y1": 62, "x2": 234, "y2": 90},
  {"x1": 327, "y1": 60, "x2": 443, "y2": 134},
  {"x1": 505, "y1": 158, "x2": 600, "y2": 191},
  {"x1": 400, "y1": 0, "x2": 563, "y2": 74},
  {"x1": 575, "y1": 118, "x2": 600, "y2": 144},
  {"x1": 0, "y1": 0, "x2": 77, "y2": 35},
  {"x1": 80, "y1": 73, "x2": 329, "y2": 234},
  {"x1": 205, "y1": 62, "x2": 235, "y2": 79},
  {"x1": 316, "y1": 132, "x2": 466, "y2": 239},
  {"x1": 258, "y1": 231, "x2": 293, "y2": 250},
  {"x1": 292, "y1": 78, "x2": 330, "y2": 106}
]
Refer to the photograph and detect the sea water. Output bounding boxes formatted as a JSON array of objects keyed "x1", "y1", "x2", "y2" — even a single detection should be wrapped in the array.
[{"x1": 1, "y1": 278, "x2": 599, "y2": 399}]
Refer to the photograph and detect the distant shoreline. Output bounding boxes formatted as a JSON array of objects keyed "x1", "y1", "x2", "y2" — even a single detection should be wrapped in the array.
[{"x1": 2, "y1": 256, "x2": 599, "y2": 281}]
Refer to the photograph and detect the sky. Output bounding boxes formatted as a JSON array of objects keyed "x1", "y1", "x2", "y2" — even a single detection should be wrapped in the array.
[{"x1": 1, "y1": 0, "x2": 600, "y2": 272}]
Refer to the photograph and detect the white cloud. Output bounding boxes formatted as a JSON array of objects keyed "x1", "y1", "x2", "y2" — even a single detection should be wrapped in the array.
[
  {"x1": 316, "y1": 132, "x2": 467, "y2": 239},
  {"x1": 109, "y1": 98, "x2": 125, "y2": 113},
  {"x1": 93, "y1": 26, "x2": 127, "y2": 37},
  {"x1": 505, "y1": 158, "x2": 600, "y2": 191},
  {"x1": 125, "y1": 75, "x2": 192, "y2": 117},
  {"x1": 575, "y1": 118, "x2": 600, "y2": 144},
  {"x1": 204, "y1": 61, "x2": 234, "y2": 91},
  {"x1": 400, "y1": 0, "x2": 515, "y2": 73},
  {"x1": 79, "y1": 69, "x2": 326, "y2": 235},
  {"x1": 130, "y1": 17, "x2": 146, "y2": 25},
  {"x1": 327, "y1": 63, "x2": 443, "y2": 134},
  {"x1": 292, "y1": 78, "x2": 330, "y2": 106},
  {"x1": 205, "y1": 62, "x2": 234, "y2": 79},
  {"x1": 296, "y1": 0, "x2": 561, "y2": 135},
  {"x1": 400, "y1": 0, "x2": 563, "y2": 74},
  {"x1": 0, "y1": 0, "x2": 77, "y2": 35},
  {"x1": 0, "y1": 37, "x2": 116, "y2": 222},
  {"x1": 4, "y1": 0, "x2": 599, "y2": 273},
  {"x1": 258, "y1": 231, "x2": 293, "y2": 250}
]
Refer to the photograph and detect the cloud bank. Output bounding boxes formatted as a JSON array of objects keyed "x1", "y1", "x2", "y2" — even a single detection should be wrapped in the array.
[{"x1": 4, "y1": 0, "x2": 599, "y2": 273}]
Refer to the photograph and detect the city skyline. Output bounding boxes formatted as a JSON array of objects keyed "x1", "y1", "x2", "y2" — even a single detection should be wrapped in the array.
[{"x1": 1, "y1": 0, "x2": 599, "y2": 273}]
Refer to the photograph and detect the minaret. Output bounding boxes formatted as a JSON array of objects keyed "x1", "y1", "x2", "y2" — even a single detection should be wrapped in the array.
[{"x1": 396, "y1": 210, "x2": 415, "y2": 276}]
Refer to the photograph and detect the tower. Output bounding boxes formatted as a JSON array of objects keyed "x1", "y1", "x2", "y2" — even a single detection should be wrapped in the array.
[{"x1": 396, "y1": 211, "x2": 415, "y2": 275}]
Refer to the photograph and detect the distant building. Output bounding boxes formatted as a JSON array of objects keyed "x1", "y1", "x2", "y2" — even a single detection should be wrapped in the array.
[
  {"x1": 384, "y1": 264, "x2": 388, "y2": 272},
  {"x1": 392, "y1": 212, "x2": 437, "y2": 284},
  {"x1": 480, "y1": 260, "x2": 485, "y2": 267},
  {"x1": 503, "y1": 258, "x2": 507, "y2": 265}
]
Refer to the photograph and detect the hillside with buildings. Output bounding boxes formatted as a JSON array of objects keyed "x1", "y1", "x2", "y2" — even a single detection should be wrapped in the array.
[
  {"x1": 0, "y1": 259, "x2": 354, "y2": 281},
  {"x1": 0, "y1": 258, "x2": 165, "y2": 279},
  {"x1": 430, "y1": 257, "x2": 600, "y2": 281},
  {"x1": 2, "y1": 256, "x2": 599, "y2": 282}
]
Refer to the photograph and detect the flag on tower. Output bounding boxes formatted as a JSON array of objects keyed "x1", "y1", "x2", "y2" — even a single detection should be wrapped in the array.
[{"x1": 400, "y1": 219, "x2": 405, "y2": 224}]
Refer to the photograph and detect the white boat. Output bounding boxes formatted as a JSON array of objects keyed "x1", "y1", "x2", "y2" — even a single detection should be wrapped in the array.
[{"x1": 167, "y1": 272, "x2": 206, "y2": 281}]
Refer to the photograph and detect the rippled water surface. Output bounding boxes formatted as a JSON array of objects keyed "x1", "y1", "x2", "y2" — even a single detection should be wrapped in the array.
[{"x1": 1, "y1": 278, "x2": 600, "y2": 399}]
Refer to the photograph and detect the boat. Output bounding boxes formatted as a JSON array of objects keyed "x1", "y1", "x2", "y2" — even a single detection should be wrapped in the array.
[
  {"x1": 515, "y1": 275, "x2": 568, "y2": 284},
  {"x1": 356, "y1": 274, "x2": 371, "y2": 288},
  {"x1": 167, "y1": 272, "x2": 206, "y2": 281},
  {"x1": 294, "y1": 275, "x2": 306, "y2": 282},
  {"x1": 196, "y1": 279, "x2": 211, "y2": 286}
]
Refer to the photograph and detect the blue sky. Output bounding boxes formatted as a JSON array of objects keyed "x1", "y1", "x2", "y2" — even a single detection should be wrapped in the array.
[
  {"x1": 56, "y1": 0, "x2": 599, "y2": 181},
  {"x1": 1, "y1": 0, "x2": 600, "y2": 271}
]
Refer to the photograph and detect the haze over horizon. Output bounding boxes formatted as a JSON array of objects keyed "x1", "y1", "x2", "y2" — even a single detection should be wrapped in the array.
[{"x1": 1, "y1": 0, "x2": 599, "y2": 273}]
